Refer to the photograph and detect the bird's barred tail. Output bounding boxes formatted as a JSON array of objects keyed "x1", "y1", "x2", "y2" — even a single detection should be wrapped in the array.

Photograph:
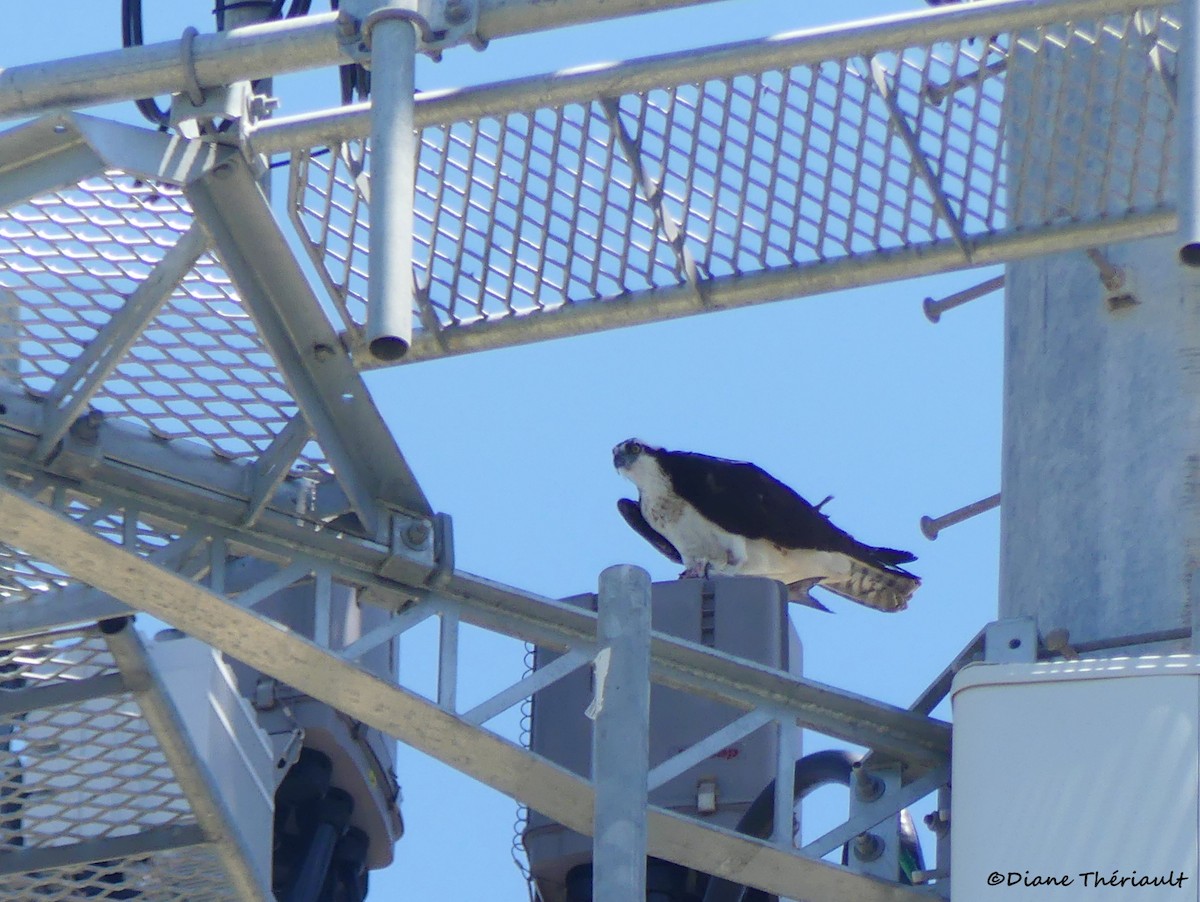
[{"x1": 817, "y1": 560, "x2": 921, "y2": 612}]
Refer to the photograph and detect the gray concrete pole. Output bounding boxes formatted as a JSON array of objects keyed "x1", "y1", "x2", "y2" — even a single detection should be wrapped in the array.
[
  {"x1": 1000, "y1": 29, "x2": 1192, "y2": 651},
  {"x1": 592, "y1": 565, "x2": 652, "y2": 901}
]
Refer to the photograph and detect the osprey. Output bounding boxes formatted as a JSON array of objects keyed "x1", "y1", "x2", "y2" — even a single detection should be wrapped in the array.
[{"x1": 612, "y1": 439, "x2": 920, "y2": 612}]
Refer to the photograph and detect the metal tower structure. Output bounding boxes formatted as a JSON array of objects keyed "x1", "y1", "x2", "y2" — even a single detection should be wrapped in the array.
[{"x1": 0, "y1": 0, "x2": 1182, "y2": 898}]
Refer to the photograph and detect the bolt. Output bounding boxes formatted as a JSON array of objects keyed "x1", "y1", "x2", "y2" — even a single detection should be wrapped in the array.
[
  {"x1": 312, "y1": 343, "x2": 335, "y2": 362},
  {"x1": 1043, "y1": 628, "x2": 1079, "y2": 661},
  {"x1": 923, "y1": 809, "x2": 950, "y2": 835},
  {"x1": 853, "y1": 833, "x2": 884, "y2": 862},
  {"x1": 923, "y1": 274, "x2": 1004, "y2": 323},
  {"x1": 444, "y1": 0, "x2": 471, "y2": 25},
  {"x1": 404, "y1": 521, "x2": 431, "y2": 549},
  {"x1": 248, "y1": 94, "x2": 280, "y2": 120},
  {"x1": 70, "y1": 408, "x2": 104, "y2": 442},
  {"x1": 1085, "y1": 247, "x2": 1125, "y2": 292},
  {"x1": 852, "y1": 765, "x2": 884, "y2": 802},
  {"x1": 920, "y1": 492, "x2": 1001, "y2": 540}
]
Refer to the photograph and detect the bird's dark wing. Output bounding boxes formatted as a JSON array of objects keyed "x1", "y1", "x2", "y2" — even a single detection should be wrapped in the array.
[
  {"x1": 617, "y1": 497, "x2": 683, "y2": 564},
  {"x1": 657, "y1": 450, "x2": 873, "y2": 558}
]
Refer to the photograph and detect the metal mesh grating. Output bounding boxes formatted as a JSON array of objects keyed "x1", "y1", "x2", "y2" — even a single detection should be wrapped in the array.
[
  {"x1": 0, "y1": 487, "x2": 181, "y2": 610},
  {"x1": 0, "y1": 633, "x2": 191, "y2": 849},
  {"x1": 1007, "y1": 8, "x2": 1178, "y2": 226},
  {"x1": 0, "y1": 843, "x2": 241, "y2": 901},
  {"x1": 0, "y1": 634, "x2": 117, "y2": 690},
  {"x1": 289, "y1": 2, "x2": 1177, "y2": 360},
  {"x1": 0, "y1": 172, "x2": 323, "y2": 465},
  {"x1": 0, "y1": 630, "x2": 246, "y2": 901},
  {"x1": 8, "y1": 694, "x2": 190, "y2": 845},
  {"x1": 0, "y1": 541, "x2": 71, "y2": 604},
  {"x1": 0, "y1": 175, "x2": 185, "y2": 382}
]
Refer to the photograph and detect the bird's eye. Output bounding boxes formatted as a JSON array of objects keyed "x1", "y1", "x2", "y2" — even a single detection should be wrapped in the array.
[{"x1": 627, "y1": 441, "x2": 642, "y2": 454}]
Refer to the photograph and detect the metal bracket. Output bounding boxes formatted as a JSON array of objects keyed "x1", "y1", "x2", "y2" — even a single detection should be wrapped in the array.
[
  {"x1": 379, "y1": 510, "x2": 446, "y2": 585},
  {"x1": 169, "y1": 29, "x2": 256, "y2": 141},
  {"x1": 983, "y1": 618, "x2": 1038, "y2": 663},
  {"x1": 915, "y1": 785, "x2": 951, "y2": 896},
  {"x1": 42, "y1": 410, "x2": 106, "y2": 477},
  {"x1": 846, "y1": 761, "x2": 903, "y2": 881},
  {"x1": 1085, "y1": 247, "x2": 1139, "y2": 311},
  {"x1": 338, "y1": 0, "x2": 483, "y2": 58},
  {"x1": 430, "y1": 511, "x2": 454, "y2": 587}
]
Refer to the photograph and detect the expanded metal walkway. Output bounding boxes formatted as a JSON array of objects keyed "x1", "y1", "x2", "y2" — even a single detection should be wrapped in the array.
[{"x1": 0, "y1": 0, "x2": 1177, "y2": 897}]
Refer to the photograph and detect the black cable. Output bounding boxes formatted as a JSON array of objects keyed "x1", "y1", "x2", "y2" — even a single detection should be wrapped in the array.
[
  {"x1": 121, "y1": 0, "x2": 171, "y2": 128},
  {"x1": 700, "y1": 750, "x2": 926, "y2": 902},
  {"x1": 267, "y1": 146, "x2": 331, "y2": 170},
  {"x1": 331, "y1": 0, "x2": 372, "y2": 103}
]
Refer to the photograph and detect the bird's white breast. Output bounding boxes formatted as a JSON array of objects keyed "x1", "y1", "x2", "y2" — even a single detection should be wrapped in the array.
[
  {"x1": 622, "y1": 454, "x2": 853, "y2": 582},
  {"x1": 622, "y1": 456, "x2": 735, "y2": 566}
]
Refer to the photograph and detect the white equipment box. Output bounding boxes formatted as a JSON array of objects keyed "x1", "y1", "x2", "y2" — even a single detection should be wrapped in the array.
[{"x1": 951, "y1": 656, "x2": 1200, "y2": 900}]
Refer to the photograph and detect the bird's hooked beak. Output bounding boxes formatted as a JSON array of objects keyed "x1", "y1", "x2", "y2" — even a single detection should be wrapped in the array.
[{"x1": 613, "y1": 440, "x2": 643, "y2": 472}]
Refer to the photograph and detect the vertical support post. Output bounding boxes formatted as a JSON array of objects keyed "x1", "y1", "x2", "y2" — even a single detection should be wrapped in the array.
[
  {"x1": 592, "y1": 565, "x2": 651, "y2": 902},
  {"x1": 365, "y1": 9, "x2": 417, "y2": 360},
  {"x1": 437, "y1": 610, "x2": 459, "y2": 712},
  {"x1": 1001, "y1": 21, "x2": 1196, "y2": 653},
  {"x1": 102, "y1": 618, "x2": 273, "y2": 901},
  {"x1": 1181, "y1": 0, "x2": 1200, "y2": 264},
  {"x1": 772, "y1": 718, "x2": 797, "y2": 845}
]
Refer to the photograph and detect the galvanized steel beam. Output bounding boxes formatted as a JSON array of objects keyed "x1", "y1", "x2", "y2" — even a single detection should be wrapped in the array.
[
  {"x1": 104, "y1": 620, "x2": 273, "y2": 902},
  {"x1": 592, "y1": 565, "x2": 651, "y2": 902},
  {"x1": 33, "y1": 224, "x2": 210, "y2": 463},
  {"x1": 185, "y1": 154, "x2": 431, "y2": 527},
  {"x1": 0, "y1": 392, "x2": 949, "y2": 765},
  {"x1": 374, "y1": 213, "x2": 1174, "y2": 367},
  {"x1": 0, "y1": 824, "x2": 209, "y2": 878},
  {"x1": 0, "y1": 486, "x2": 928, "y2": 902},
  {"x1": 0, "y1": 671, "x2": 127, "y2": 719}
]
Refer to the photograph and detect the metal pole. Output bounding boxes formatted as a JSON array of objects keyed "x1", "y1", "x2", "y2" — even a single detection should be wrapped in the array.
[
  {"x1": 0, "y1": 14, "x2": 344, "y2": 123},
  {"x1": 1000, "y1": 20, "x2": 1196, "y2": 651},
  {"x1": 1182, "y1": 0, "x2": 1200, "y2": 264},
  {"x1": 592, "y1": 565, "x2": 651, "y2": 902},
  {"x1": 0, "y1": 0, "x2": 1168, "y2": 124},
  {"x1": 364, "y1": 9, "x2": 417, "y2": 360}
]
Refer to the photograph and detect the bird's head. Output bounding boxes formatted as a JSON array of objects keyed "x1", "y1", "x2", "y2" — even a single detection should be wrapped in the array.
[{"x1": 613, "y1": 438, "x2": 656, "y2": 476}]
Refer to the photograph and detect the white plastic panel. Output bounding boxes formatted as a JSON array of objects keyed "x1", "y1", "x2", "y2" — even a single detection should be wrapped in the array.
[{"x1": 952, "y1": 657, "x2": 1200, "y2": 900}]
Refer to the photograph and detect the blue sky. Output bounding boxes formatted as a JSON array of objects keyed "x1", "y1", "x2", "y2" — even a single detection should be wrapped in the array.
[{"x1": 5, "y1": 2, "x2": 1003, "y2": 898}]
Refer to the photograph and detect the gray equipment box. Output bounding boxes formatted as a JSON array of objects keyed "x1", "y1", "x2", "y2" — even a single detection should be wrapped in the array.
[{"x1": 525, "y1": 576, "x2": 802, "y2": 902}]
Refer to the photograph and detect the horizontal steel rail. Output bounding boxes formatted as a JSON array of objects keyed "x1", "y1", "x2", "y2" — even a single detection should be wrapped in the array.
[
  {"x1": 104, "y1": 622, "x2": 273, "y2": 902},
  {"x1": 263, "y1": 0, "x2": 1178, "y2": 365},
  {"x1": 250, "y1": 0, "x2": 1171, "y2": 154},
  {"x1": 0, "y1": 0, "x2": 745, "y2": 122},
  {"x1": 0, "y1": 407, "x2": 950, "y2": 764},
  {"x1": 383, "y1": 214, "x2": 1173, "y2": 366},
  {"x1": 0, "y1": 824, "x2": 209, "y2": 878},
  {"x1": 0, "y1": 484, "x2": 932, "y2": 902}
]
